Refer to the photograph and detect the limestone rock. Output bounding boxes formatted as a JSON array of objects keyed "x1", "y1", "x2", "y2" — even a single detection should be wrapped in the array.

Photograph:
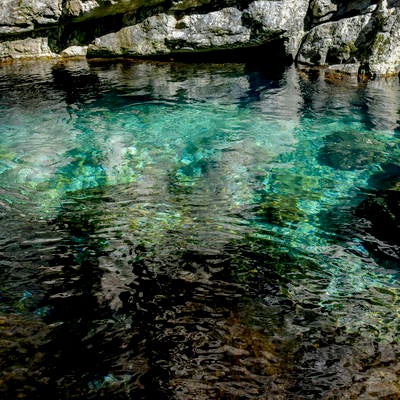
[
  {"x1": 0, "y1": 37, "x2": 57, "y2": 59},
  {"x1": 0, "y1": 0, "x2": 63, "y2": 35},
  {"x1": 87, "y1": 2, "x2": 310, "y2": 59},
  {"x1": 297, "y1": 14, "x2": 373, "y2": 66},
  {"x1": 307, "y1": 0, "x2": 378, "y2": 27},
  {"x1": 87, "y1": 8, "x2": 251, "y2": 57},
  {"x1": 172, "y1": 7, "x2": 250, "y2": 49},
  {"x1": 60, "y1": 45, "x2": 88, "y2": 57},
  {"x1": 308, "y1": 0, "x2": 338, "y2": 24},
  {"x1": 368, "y1": 7, "x2": 400, "y2": 75},
  {"x1": 88, "y1": 14, "x2": 176, "y2": 57},
  {"x1": 0, "y1": 0, "x2": 399, "y2": 76},
  {"x1": 62, "y1": 0, "x2": 166, "y2": 19},
  {"x1": 244, "y1": 0, "x2": 309, "y2": 57},
  {"x1": 298, "y1": 0, "x2": 400, "y2": 76},
  {"x1": 63, "y1": 0, "x2": 100, "y2": 17}
]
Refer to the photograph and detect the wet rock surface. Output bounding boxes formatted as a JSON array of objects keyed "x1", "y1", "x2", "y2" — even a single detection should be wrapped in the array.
[{"x1": 355, "y1": 189, "x2": 400, "y2": 262}]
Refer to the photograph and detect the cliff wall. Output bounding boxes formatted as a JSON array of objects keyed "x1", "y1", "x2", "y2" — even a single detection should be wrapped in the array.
[{"x1": 0, "y1": 0, "x2": 398, "y2": 76}]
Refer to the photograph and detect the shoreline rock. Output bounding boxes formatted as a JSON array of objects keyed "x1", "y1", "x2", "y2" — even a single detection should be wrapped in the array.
[{"x1": 0, "y1": 0, "x2": 398, "y2": 78}]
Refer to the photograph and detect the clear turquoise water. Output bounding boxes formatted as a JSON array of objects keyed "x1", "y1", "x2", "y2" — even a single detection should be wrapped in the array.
[{"x1": 0, "y1": 60, "x2": 400, "y2": 399}]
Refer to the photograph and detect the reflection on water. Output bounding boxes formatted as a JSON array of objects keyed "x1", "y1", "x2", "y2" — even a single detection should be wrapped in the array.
[{"x1": 1, "y1": 59, "x2": 400, "y2": 399}]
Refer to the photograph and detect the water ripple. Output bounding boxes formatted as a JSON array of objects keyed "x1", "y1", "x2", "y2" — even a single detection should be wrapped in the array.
[{"x1": 0, "y1": 59, "x2": 400, "y2": 399}]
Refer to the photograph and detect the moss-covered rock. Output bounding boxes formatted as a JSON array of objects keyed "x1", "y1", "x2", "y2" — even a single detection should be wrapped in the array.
[{"x1": 297, "y1": 13, "x2": 373, "y2": 67}]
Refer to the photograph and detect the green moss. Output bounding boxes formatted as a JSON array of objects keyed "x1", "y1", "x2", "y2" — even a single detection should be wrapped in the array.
[
  {"x1": 357, "y1": 12, "x2": 388, "y2": 62},
  {"x1": 327, "y1": 41, "x2": 358, "y2": 64},
  {"x1": 256, "y1": 171, "x2": 321, "y2": 227},
  {"x1": 338, "y1": 41, "x2": 358, "y2": 55},
  {"x1": 371, "y1": 33, "x2": 391, "y2": 58},
  {"x1": 258, "y1": 194, "x2": 305, "y2": 226},
  {"x1": 175, "y1": 21, "x2": 188, "y2": 29}
]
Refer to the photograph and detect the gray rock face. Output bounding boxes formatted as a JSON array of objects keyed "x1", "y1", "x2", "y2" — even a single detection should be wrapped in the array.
[
  {"x1": 297, "y1": 14, "x2": 373, "y2": 66},
  {"x1": 368, "y1": 7, "x2": 400, "y2": 75},
  {"x1": 88, "y1": 1, "x2": 308, "y2": 59},
  {"x1": 62, "y1": 0, "x2": 165, "y2": 19},
  {"x1": 88, "y1": 8, "x2": 252, "y2": 57},
  {"x1": 0, "y1": 0, "x2": 399, "y2": 77},
  {"x1": 0, "y1": 0, "x2": 63, "y2": 35},
  {"x1": 63, "y1": 0, "x2": 101, "y2": 18},
  {"x1": 307, "y1": 0, "x2": 378, "y2": 27},
  {"x1": 308, "y1": 0, "x2": 338, "y2": 24},
  {"x1": 0, "y1": 37, "x2": 57, "y2": 59},
  {"x1": 60, "y1": 45, "x2": 88, "y2": 57},
  {"x1": 244, "y1": 0, "x2": 309, "y2": 55},
  {"x1": 298, "y1": 0, "x2": 400, "y2": 76}
]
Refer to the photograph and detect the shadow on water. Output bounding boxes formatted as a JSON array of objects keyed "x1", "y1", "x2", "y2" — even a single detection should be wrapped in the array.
[{"x1": 0, "y1": 186, "x2": 299, "y2": 399}]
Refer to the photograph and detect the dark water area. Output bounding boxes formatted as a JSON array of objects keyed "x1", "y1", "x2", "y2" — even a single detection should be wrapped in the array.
[{"x1": 1, "y1": 58, "x2": 400, "y2": 399}]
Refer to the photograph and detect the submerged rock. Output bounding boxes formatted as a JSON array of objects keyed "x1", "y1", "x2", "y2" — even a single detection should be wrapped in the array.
[
  {"x1": 317, "y1": 131, "x2": 385, "y2": 171},
  {"x1": 351, "y1": 163, "x2": 400, "y2": 264},
  {"x1": 322, "y1": 163, "x2": 400, "y2": 267},
  {"x1": 355, "y1": 189, "x2": 400, "y2": 262}
]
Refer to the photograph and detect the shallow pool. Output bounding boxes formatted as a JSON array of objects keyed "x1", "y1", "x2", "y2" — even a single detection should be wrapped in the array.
[{"x1": 0, "y1": 59, "x2": 400, "y2": 399}]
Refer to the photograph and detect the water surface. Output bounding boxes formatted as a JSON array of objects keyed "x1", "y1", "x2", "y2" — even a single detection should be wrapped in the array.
[{"x1": 1, "y1": 59, "x2": 400, "y2": 399}]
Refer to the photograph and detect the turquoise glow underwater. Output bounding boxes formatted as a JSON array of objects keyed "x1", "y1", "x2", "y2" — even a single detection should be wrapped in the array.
[{"x1": 0, "y1": 60, "x2": 400, "y2": 399}]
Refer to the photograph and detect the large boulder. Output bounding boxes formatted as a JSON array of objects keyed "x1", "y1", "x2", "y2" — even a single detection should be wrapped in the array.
[
  {"x1": 87, "y1": 8, "x2": 252, "y2": 57},
  {"x1": 299, "y1": 0, "x2": 400, "y2": 76},
  {"x1": 87, "y1": 0, "x2": 309, "y2": 59},
  {"x1": 297, "y1": 14, "x2": 373, "y2": 67},
  {"x1": 368, "y1": 7, "x2": 400, "y2": 75},
  {"x1": 244, "y1": 0, "x2": 309, "y2": 57}
]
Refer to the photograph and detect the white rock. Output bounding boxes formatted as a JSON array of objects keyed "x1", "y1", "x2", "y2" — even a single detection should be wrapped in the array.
[
  {"x1": 245, "y1": 0, "x2": 309, "y2": 57},
  {"x1": 0, "y1": 0, "x2": 63, "y2": 34},
  {"x1": 0, "y1": 37, "x2": 58, "y2": 59},
  {"x1": 297, "y1": 14, "x2": 372, "y2": 66},
  {"x1": 368, "y1": 9, "x2": 400, "y2": 76},
  {"x1": 88, "y1": 9, "x2": 251, "y2": 57},
  {"x1": 60, "y1": 45, "x2": 89, "y2": 57}
]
